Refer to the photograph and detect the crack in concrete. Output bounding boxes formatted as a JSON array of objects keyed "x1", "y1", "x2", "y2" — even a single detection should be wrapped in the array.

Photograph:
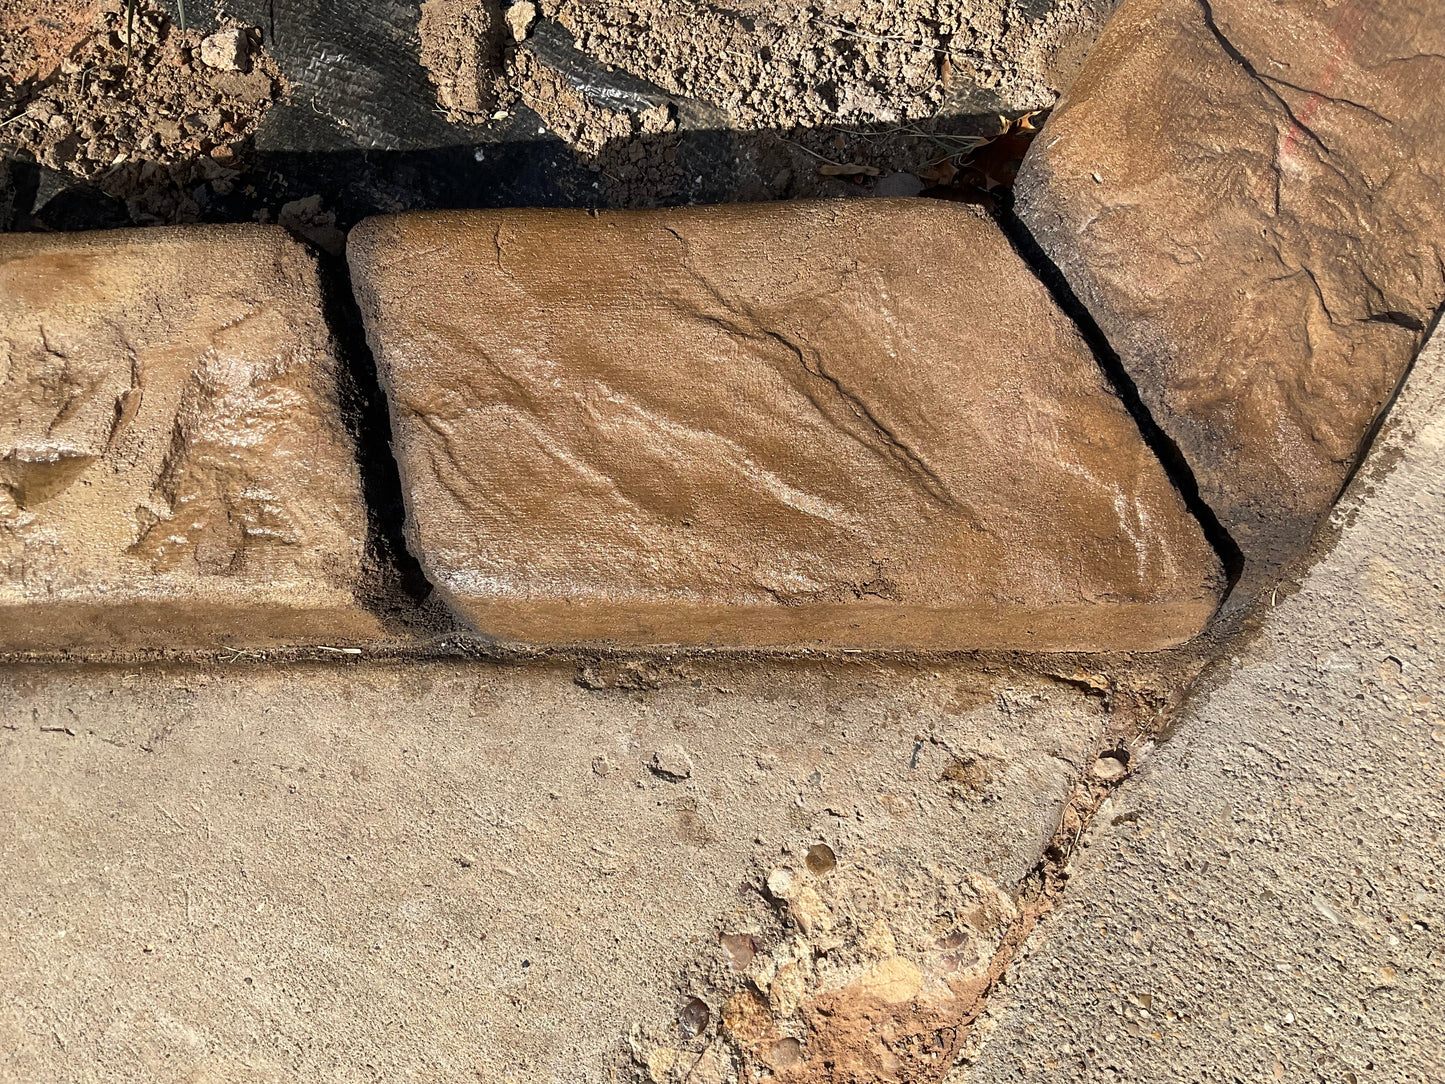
[
  {"x1": 1196, "y1": 0, "x2": 1330, "y2": 155},
  {"x1": 659, "y1": 224, "x2": 969, "y2": 517}
]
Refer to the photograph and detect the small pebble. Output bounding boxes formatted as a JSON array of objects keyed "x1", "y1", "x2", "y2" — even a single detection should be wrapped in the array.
[
  {"x1": 805, "y1": 842, "x2": 836, "y2": 876},
  {"x1": 1093, "y1": 754, "x2": 1128, "y2": 782},
  {"x1": 505, "y1": 2, "x2": 538, "y2": 42},
  {"x1": 648, "y1": 745, "x2": 693, "y2": 780},
  {"x1": 719, "y1": 932, "x2": 756, "y2": 971},
  {"x1": 199, "y1": 29, "x2": 251, "y2": 72},
  {"x1": 677, "y1": 996, "x2": 710, "y2": 1038},
  {"x1": 766, "y1": 867, "x2": 795, "y2": 899}
]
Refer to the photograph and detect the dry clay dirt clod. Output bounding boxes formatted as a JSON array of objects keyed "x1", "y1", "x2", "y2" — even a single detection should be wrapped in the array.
[
  {"x1": 505, "y1": 1, "x2": 537, "y2": 42},
  {"x1": 198, "y1": 28, "x2": 251, "y2": 72}
]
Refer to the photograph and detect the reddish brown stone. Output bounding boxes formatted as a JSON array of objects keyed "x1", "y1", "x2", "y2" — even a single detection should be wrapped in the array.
[
  {"x1": 1016, "y1": 0, "x2": 1445, "y2": 575},
  {"x1": 349, "y1": 201, "x2": 1224, "y2": 651},
  {"x1": 0, "y1": 227, "x2": 383, "y2": 652}
]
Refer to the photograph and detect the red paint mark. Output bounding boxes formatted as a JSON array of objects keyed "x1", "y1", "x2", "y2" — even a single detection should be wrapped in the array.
[{"x1": 1277, "y1": 0, "x2": 1371, "y2": 164}]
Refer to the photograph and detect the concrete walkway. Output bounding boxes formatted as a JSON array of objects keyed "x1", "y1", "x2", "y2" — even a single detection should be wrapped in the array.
[{"x1": 963, "y1": 332, "x2": 1445, "y2": 1081}]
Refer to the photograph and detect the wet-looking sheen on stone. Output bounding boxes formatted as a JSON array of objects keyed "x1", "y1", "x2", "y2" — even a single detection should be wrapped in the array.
[
  {"x1": 1016, "y1": 0, "x2": 1445, "y2": 582},
  {"x1": 0, "y1": 226, "x2": 381, "y2": 651},
  {"x1": 349, "y1": 201, "x2": 1225, "y2": 650}
]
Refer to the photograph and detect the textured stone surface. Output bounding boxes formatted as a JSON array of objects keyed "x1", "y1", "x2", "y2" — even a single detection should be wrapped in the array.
[
  {"x1": 1016, "y1": 0, "x2": 1445, "y2": 577},
  {"x1": 0, "y1": 226, "x2": 381, "y2": 651},
  {"x1": 0, "y1": 656, "x2": 1108, "y2": 1083},
  {"x1": 349, "y1": 201, "x2": 1224, "y2": 651},
  {"x1": 962, "y1": 319, "x2": 1445, "y2": 1081}
]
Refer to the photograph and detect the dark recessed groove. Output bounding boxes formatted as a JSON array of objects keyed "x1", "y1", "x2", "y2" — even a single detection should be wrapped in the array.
[
  {"x1": 990, "y1": 193, "x2": 1246, "y2": 590},
  {"x1": 311, "y1": 248, "x2": 435, "y2": 613},
  {"x1": 1333, "y1": 296, "x2": 1445, "y2": 504}
]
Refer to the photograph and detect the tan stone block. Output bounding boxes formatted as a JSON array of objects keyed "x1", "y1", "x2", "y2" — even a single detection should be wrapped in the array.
[
  {"x1": 0, "y1": 226, "x2": 382, "y2": 651},
  {"x1": 1016, "y1": 0, "x2": 1445, "y2": 573},
  {"x1": 349, "y1": 201, "x2": 1224, "y2": 650}
]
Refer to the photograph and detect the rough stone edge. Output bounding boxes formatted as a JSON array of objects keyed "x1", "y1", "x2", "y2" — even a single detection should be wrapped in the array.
[
  {"x1": 1009, "y1": 0, "x2": 1445, "y2": 610},
  {"x1": 0, "y1": 223, "x2": 387, "y2": 651}
]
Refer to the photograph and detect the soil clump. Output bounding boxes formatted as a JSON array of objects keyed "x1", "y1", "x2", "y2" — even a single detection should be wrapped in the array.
[{"x1": 0, "y1": 0, "x2": 284, "y2": 224}]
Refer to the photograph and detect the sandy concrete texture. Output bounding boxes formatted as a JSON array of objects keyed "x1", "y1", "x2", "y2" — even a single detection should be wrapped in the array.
[
  {"x1": 959, "y1": 307, "x2": 1445, "y2": 1080},
  {"x1": 0, "y1": 654, "x2": 1116, "y2": 1083},
  {"x1": 349, "y1": 200, "x2": 1223, "y2": 652}
]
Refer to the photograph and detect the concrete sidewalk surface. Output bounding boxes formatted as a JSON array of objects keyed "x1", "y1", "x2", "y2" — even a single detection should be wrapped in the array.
[{"x1": 962, "y1": 320, "x2": 1445, "y2": 1081}]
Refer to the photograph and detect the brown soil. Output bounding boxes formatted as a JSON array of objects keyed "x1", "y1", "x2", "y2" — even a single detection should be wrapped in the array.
[
  {"x1": 413, "y1": 0, "x2": 1109, "y2": 206},
  {"x1": 545, "y1": 0, "x2": 1069, "y2": 130},
  {"x1": 0, "y1": 1, "x2": 99, "y2": 97},
  {"x1": 0, "y1": 0, "x2": 284, "y2": 223},
  {"x1": 419, "y1": 0, "x2": 507, "y2": 122}
]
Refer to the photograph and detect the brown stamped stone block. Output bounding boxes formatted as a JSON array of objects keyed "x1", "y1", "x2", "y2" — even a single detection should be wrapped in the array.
[
  {"x1": 350, "y1": 201, "x2": 1225, "y2": 651},
  {"x1": 1015, "y1": 0, "x2": 1445, "y2": 574},
  {"x1": 0, "y1": 226, "x2": 383, "y2": 652}
]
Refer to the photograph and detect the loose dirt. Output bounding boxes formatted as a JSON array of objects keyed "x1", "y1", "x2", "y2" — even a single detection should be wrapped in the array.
[
  {"x1": 417, "y1": 0, "x2": 1112, "y2": 205},
  {"x1": 419, "y1": 0, "x2": 507, "y2": 122},
  {"x1": 0, "y1": 0, "x2": 284, "y2": 223},
  {"x1": 0, "y1": 1, "x2": 99, "y2": 100},
  {"x1": 545, "y1": 0, "x2": 1081, "y2": 130},
  {"x1": 2, "y1": 0, "x2": 1107, "y2": 217}
]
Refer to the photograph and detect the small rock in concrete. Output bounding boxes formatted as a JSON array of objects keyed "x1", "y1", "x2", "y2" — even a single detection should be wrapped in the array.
[
  {"x1": 648, "y1": 746, "x2": 693, "y2": 781},
  {"x1": 788, "y1": 885, "x2": 833, "y2": 934},
  {"x1": 198, "y1": 29, "x2": 251, "y2": 72},
  {"x1": 677, "y1": 996, "x2": 710, "y2": 1038},
  {"x1": 767, "y1": 1037, "x2": 804, "y2": 1069},
  {"x1": 1092, "y1": 753, "x2": 1128, "y2": 782},
  {"x1": 719, "y1": 932, "x2": 756, "y2": 971},
  {"x1": 804, "y1": 842, "x2": 836, "y2": 876},
  {"x1": 766, "y1": 868, "x2": 797, "y2": 900},
  {"x1": 504, "y1": 1, "x2": 537, "y2": 42}
]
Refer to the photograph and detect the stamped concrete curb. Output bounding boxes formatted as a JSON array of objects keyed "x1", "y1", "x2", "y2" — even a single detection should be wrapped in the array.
[
  {"x1": 6, "y1": 0, "x2": 1443, "y2": 653},
  {"x1": 348, "y1": 201, "x2": 1224, "y2": 652},
  {"x1": 1015, "y1": 0, "x2": 1445, "y2": 588},
  {"x1": 0, "y1": 225, "x2": 383, "y2": 651}
]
